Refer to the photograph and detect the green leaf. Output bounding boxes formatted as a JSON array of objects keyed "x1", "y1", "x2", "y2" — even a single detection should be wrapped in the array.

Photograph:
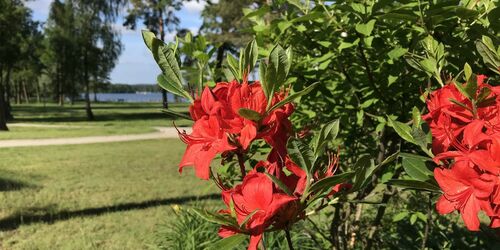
[
  {"x1": 416, "y1": 211, "x2": 427, "y2": 222},
  {"x1": 393, "y1": 211, "x2": 408, "y2": 222},
  {"x1": 419, "y1": 58, "x2": 437, "y2": 73},
  {"x1": 141, "y1": 30, "x2": 156, "y2": 51},
  {"x1": 388, "y1": 75, "x2": 398, "y2": 86},
  {"x1": 464, "y1": 63, "x2": 472, "y2": 81},
  {"x1": 354, "y1": 151, "x2": 399, "y2": 191},
  {"x1": 226, "y1": 54, "x2": 241, "y2": 80},
  {"x1": 238, "y1": 108, "x2": 262, "y2": 121},
  {"x1": 411, "y1": 127, "x2": 428, "y2": 149},
  {"x1": 463, "y1": 73, "x2": 478, "y2": 100},
  {"x1": 351, "y1": 3, "x2": 366, "y2": 14},
  {"x1": 399, "y1": 153, "x2": 431, "y2": 161},
  {"x1": 287, "y1": 0, "x2": 304, "y2": 11},
  {"x1": 388, "y1": 47, "x2": 408, "y2": 60},
  {"x1": 287, "y1": 138, "x2": 314, "y2": 173},
  {"x1": 229, "y1": 199, "x2": 237, "y2": 219},
  {"x1": 477, "y1": 96, "x2": 497, "y2": 108},
  {"x1": 142, "y1": 30, "x2": 184, "y2": 89},
  {"x1": 239, "y1": 210, "x2": 259, "y2": 228},
  {"x1": 242, "y1": 39, "x2": 258, "y2": 76},
  {"x1": 355, "y1": 19, "x2": 376, "y2": 36},
  {"x1": 157, "y1": 75, "x2": 193, "y2": 102},
  {"x1": 449, "y1": 98, "x2": 471, "y2": 111},
  {"x1": 379, "y1": 151, "x2": 399, "y2": 168},
  {"x1": 410, "y1": 213, "x2": 417, "y2": 225},
  {"x1": 339, "y1": 42, "x2": 355, "y2": 52},
  {"x1": 265, "y1": 172, "x2": 292, "y2": 196},
  {"x1": 266, "y1": 44, "x2": 289, "y2": 94},
  {"x1": 307, "y1": 172, "x2": 355, "y2": 195},
  {"x1": 191, "y1": 208, "x2": 238, "y2": 227},
  {"x1": 402, "y1": 158, "x2": 433, "y2": 181},
  {"x1": 482, "y1": 36, "x2": 496, "y2": 51},
  {"x1": 412, "y1": 107, "x2": 421, "y2": 128},
  {"x1": 453, "y1": 82, "x2": 473, "y2": 100},
  {"x1": 475, "y1": 39, "x2": 500, "y2": 75},
  {"x1": 207, "y1": 234, "x2": 247, "y2": 250},
  {"x1": 259, "y1": 61, "x2": 270, "y2": 99},
  {"x1": 312, "y1": 119, "x2": 340, "y2": 155},
  {"x1": 387, "y1": 117, "x2": 416, "y2": 144},
  {"x1": 285, "y1": 46, "x2": 293, "y2": 75},
  {"x1": 268, "y1": 82, "x2": 319, "y2": 113},
  {"x1": 351, "y1": 155, "x2": 373, "y2": 191},
  {"x1": 477, "y1": 87, "x2": 492, "y2": 103},
  {"x1": 386, "y1": 179, "x2": 440, "y2": 192}
]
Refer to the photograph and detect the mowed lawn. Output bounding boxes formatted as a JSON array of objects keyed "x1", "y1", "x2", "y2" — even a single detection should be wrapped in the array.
[
  {"x1": 0, "y1": 139, "x2": 218, "y2": 249},
  {"x1": 0, "y1": 103, "x2": 192, "y2": 140}
]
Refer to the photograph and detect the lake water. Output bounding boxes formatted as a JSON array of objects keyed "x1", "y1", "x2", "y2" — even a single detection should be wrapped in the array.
[{"x1": 86, "y1": 93, "x2": 185, "y2": 103}]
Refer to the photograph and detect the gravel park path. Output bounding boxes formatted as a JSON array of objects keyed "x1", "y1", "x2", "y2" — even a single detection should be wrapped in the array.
[{"x1": 0, "y1": 126, "x2": 191, "y2": 148}]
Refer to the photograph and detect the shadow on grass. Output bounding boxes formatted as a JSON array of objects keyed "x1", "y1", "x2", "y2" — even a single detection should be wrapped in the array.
[
  {"x1": 0, "y1": 193, "x2": 219, "y2": 231},
  {"x1": 11, "y1": 103, "x2": 191, "y2": 123},
  {"x1": 12, "y1": 112, "x2": 190, "y2": 123},
  {"x1": 0, "y1": 177, "x2": 34, "y2": 192}
]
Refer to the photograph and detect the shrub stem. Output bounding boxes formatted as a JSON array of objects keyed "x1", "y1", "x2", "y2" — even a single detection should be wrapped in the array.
[
  {"x1": 237, "y1": 153, "x2": 246, "y2": 179},
  {"x1": 285, "y1": 228, "x2": 295, "y2": 250}
]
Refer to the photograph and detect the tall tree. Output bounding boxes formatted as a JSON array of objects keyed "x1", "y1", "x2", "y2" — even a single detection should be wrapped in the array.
[
  {"x1": 43, "y1": 0, "x2": 77, "y2": 106},
  {"x1": 0, "y1": 0, "x2": 34, "y2": 130},
  {"x1": 200, "y1": 0, "x2": 255, "y2": 81},
  {"x1": 124, "y1": 0, "x2": 184, "y2": 109},
  {"x1": 43, "y1": 0, "x2": 123, "y2": 120}
]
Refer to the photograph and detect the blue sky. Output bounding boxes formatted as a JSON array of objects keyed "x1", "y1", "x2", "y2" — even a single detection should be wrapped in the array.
[{"x1": 26, "y1": 0, "x2": 206, "y2": 84}]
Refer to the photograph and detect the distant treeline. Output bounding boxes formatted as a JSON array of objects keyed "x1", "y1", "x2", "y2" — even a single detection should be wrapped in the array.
[{"x1": 102, "y1": 84, "x2": 160, "y2": 93}]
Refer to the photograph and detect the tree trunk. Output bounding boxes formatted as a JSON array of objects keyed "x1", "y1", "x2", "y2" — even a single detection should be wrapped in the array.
[
  {"x1": 16, "y1": 80, "x2": 20, "y2": 104},
  {"x1": 162, "y1": 89, "x2": 169, "y2": 108},
  {"x1": 35, "y1": 79, "x2": 40, "y2": 103},
  {"x1": 215, "y1": 43, "x2": 227, "y2": 82},
  {"x1": 57, "y1": 62, "x2": 64, "y2": 106},
  {"x1": 93, "y1": 82, "x2": 98, "y2": 102},
  {"x1": 158, "y1": 8, "x2": 169, "y2": 109},
  {"x1": 83, "y1": 51, "x2": 94, "y2": 120},
  {"x1": 22, "y1": 80, "x2": 29, "y2": 104},
  {"x1": 0, "y1": 82, "x2": 9, "y2": 131},
  {"x1": 5, "y1": 68, "x2": 13, "y2": 120},
  {"x1": 85, "y1": 81, "x2": 94, "y2": 120}
]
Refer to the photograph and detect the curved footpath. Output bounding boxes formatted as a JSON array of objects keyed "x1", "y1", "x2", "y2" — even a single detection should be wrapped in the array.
[{"x1": 0, "y1": 127, "x2": 191, "y2": 148}]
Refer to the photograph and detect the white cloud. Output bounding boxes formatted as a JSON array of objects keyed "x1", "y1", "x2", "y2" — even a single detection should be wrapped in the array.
[
  {"x1": 183, "y1": 0, "x2": 207, "y2": 14},
  {"x1": 24, "y1": 0, "x2": 53, "y2": 15}
]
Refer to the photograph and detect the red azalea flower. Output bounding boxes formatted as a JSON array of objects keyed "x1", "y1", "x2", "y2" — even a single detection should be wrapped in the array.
[
  {"x1": 423, "y1": 75, "x2": 500, "y2": 154},
  {"x1": 178, "y1": 116, "x2": 236, "y2": 180},
  {"x1": 179, "y1": 80, "x2": 294, "y2": 180},
  {"x1": 228, "y1": 81, "x2": 294, "y2": 151},
  {"x1": 434, "y1": 121, "x2": 500, "y2": 175},
  {"x1": 434, "y1": 162, "x2": 496, "y2": 231},
  {"x1": 218, "y1": 172, "x2": 298, "y2": 250}
]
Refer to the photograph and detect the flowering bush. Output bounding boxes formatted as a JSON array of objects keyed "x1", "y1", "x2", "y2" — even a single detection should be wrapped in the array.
[
  {"x1": 423, "y1": 74, "x2": 500, "y2": 230},
  {"x1": 143, "y1": 33, "x2": 355, "y2": 249},
  {"x1": 143, "y1": 1, "x2": 500, "y2": 247}
]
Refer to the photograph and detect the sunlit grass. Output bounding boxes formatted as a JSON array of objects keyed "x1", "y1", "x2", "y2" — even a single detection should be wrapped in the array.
[
  {"x1": 0, "y1": 139, "x2": 218, "y2": 249},
  {"x1": 0, "y1": 102, "x2": 192, "y2": 139}
]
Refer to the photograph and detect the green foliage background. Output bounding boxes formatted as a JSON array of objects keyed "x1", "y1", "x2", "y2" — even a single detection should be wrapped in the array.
[
  {"x1": 244, "y1": 0, "x2": 500, "y2": 248},
  {"x1": 149, "y1": 0, "x2": 500, "y2": 249}
]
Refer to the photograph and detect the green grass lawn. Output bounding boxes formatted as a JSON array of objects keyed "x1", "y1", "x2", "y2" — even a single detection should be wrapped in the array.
[
  {"x1": 0, "y1": 139, "x2": 218, "y2": 249},
  {"x1": 0, "y1": 102, "x2": 192, "y2": 140}
]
